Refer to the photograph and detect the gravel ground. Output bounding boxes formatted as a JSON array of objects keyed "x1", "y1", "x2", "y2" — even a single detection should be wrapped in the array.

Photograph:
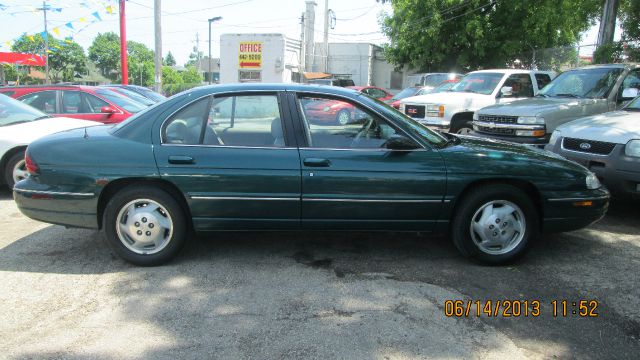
[{"x1": 0, "y1": 187, "x2": 638, "y2": 359}]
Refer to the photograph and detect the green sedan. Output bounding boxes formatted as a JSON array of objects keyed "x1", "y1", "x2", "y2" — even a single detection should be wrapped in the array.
[{"x1": 13, "y1": 84, "x2": 609, "y2": 266}]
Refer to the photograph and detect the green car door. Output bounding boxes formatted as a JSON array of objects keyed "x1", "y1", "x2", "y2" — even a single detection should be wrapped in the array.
[
  {"x1": 153, "y1": 92, "x2": 301, "y2": 230},
  {"x1": 290, "y1": 93, "x2": 447, "y2": 231}
]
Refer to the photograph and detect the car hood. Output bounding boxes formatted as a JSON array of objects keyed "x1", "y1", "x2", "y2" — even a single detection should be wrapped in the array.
[
  {"x1": 439, "y1": 134, "x2": 587, "y2": 179},
  {"x1": 0, "y1": 117, "x2": 100, "y2": 144},
  {"x1": 401, "y1": 91, "x2": 489, "y2": 106},
  {"x1": 477, "y1": 97, "x2": 593, "y2": 117},
  {"x1": 555, "y1": 110, "x2": 640, "y2": 143}
]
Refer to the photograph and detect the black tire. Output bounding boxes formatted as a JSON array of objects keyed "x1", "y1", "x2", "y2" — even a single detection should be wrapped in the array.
[
  {"x1": 451, "y1": 184, "x2": 538, "y2": 265},
  {"x1": 4, "y1": 150, "x2": 26, "y2": 189},
  {"x1": 336, "y1": 109, "x2": 351, "y2": 125},
  {"x1": 103, "y1": 185, "x2": 187, "y2": 266},
  {"x1": 450, "y1": 120, "x2": 473, "y2": 135}
]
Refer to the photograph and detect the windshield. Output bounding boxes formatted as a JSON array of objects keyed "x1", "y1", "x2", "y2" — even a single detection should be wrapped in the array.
[
  {"x1": 135, "y1": 87, "x2": 166, "y2": 102},
  {"x1": 95, "y1": 89, "x2": 146, "y2": 113},
  {"x1": 391, "y1": 87, "x2": 419, "y2": 100},
  {"x1": 539, "y1": 67, "x2": 623, "y2": 98},
  {"x1": 0, "y1": 93, "x2": 48, "y2": 126},
  {"x1": 424, "y1": 74, "x2": 448, "y2": 87},
  {"x1": 364, "y1": 95, "x2": 448, "y2": 146},
  {"x1": 450, "y1": 72, "x2": 503, "y2": 95},
  {"x1": 111, "y1": 88, "x2": 155, "y2": 106}
]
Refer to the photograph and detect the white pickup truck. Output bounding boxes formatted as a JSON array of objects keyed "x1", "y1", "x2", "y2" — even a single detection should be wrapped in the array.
[{"x1": 399, "y1": 69, "x2": 556, "y2": 134}]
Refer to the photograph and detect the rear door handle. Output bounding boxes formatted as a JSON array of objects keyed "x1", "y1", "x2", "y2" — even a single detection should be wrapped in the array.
[
  {"x1": 168, "y1": 155, "x2": 195, "y2": 164},
  {"x1": 303, "y1": 158, "x2": 331, "y2": 167}
]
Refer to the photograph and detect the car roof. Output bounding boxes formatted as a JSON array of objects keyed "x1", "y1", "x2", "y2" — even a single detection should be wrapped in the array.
[
  {"x1": 184, "y1": 83, "x2": 361, "y2": 97},
  {"x1": 470, "y1": 69, "x2": 553, "y2": 74},
  {"x1": 1, "y1": 84, "x2": 99, "y2": 91}
]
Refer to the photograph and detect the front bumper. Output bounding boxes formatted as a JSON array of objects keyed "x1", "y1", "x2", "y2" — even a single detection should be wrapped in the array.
[
  {"x1": 546, "y1": 140, "x2": 640, "y2": 199},
  {"x1": 542, "y1": 187, "x2": 610, "y2": 233},
  {"x1": 470, "y1": 130, "x2": 550, "y2": 146}
]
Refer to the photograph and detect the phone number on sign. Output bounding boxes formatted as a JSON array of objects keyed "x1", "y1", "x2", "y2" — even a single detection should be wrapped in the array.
[{"x1": 444, "y1": 300, "x2": 599, "y2": 318}]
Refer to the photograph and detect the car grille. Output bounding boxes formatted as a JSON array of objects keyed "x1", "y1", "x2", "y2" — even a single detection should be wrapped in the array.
[
  {"x1": 477, "y1": 115, "x2": 518, "y2": 124},
  {"x1": 562, "y1": 137, "x2": 616, "y2": 155},
  {"x1": 475, "y1": 126, "x2": 515, "y2": 136},
  {"x1": 404, "y1": 105, "x2": 425, "y2": 119}
]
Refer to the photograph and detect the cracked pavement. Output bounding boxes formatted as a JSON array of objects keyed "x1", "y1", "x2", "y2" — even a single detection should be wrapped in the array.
[{"x1": 0, "y1": 187, "x2": 638, "y2": 359}]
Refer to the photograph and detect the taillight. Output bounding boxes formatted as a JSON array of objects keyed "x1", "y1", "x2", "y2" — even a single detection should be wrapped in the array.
[{"x1": 25, "y1": 153, "x2": 39, "y2": 175}]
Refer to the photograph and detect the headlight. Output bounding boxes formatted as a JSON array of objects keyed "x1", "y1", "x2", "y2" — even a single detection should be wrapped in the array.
[
  {"x1": 515, "y1": 129, "x2": 546, "y2": 137},
  {"x1": 517, "y1": 116, "x2": 545, "y2": 125},
  {"x1": 426, "y1": 104, "x2": 444, "y2": 117},
  {"x1": 473, "y1": 112, "x2": 479, "y2": 121},
  {"x1": 323, "y1": 106, "x2": 331, "y2": 112},
  {"x1": 586, "y1": 172, "x2": 601, "y2": 190},
  {"x1": 625, "y1": 139, "x2": 640, "y2": 157},
  {"x1": 548, "y1": 130, "x2": 561, "y2": 146}
]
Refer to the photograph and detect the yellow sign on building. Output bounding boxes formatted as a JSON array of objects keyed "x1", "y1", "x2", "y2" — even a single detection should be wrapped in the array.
[{"x1": 238, "y1": 41, "x2": 263, "y2": 69}]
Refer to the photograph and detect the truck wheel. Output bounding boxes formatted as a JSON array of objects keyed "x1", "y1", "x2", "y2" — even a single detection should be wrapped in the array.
[
  {"x1": 451, "y1": 184, "x2": 538, "y2": 265},
  {"x1": 451, "y1": 121, "x2": 473, "y2": 134},
  {"x1": 4, "y1": 150, "x2": 27, "y2": 189},
  {"x1": 103, "y1": 185, "x2": 187, "y2": 266}
]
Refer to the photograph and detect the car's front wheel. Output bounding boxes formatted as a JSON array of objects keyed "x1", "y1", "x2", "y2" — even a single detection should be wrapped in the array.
[
  {"x1": 336, "y1": 109, "x2": 351, "y2": 125},
  {"x1": 451, "y1": 184, "x2": 538, "y2": 264},
  {"x1": 103, "y1": 185, "x2": 187, "y2": 266},
  {"x1": 4, "y1": 150, "x2": 27, "y2": 189}
]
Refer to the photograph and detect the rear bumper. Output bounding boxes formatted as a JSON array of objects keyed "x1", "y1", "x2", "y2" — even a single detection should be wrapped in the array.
[
  {"x1": 13, "y1": 179, "x2": 99, "y2": 229},
  {"x1": 546, "y1": 141, "x2": 640, "y2": 199}
]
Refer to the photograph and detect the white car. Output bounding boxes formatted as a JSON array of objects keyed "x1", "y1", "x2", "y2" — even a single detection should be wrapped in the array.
[
  {"x1": 545, "y1": 96, "x2": 640, "y2": 198},
  {"x1": 399, "y1": 69, "x2": 555, "y2": 134},
  {"x1": 0, "y1": 94, "x2": 100, "y2": 189}
]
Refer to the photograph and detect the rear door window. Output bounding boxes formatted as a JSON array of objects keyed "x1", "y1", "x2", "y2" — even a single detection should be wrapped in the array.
[
  {"x1": 19, "y1": 90, "x2": 57, "y2": 114},
  {"x1": 502, "y1": 74, "x2": 534, "y2": 97}
]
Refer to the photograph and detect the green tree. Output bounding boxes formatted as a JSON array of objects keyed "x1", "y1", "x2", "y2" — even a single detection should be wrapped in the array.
[
  {"x1": 380, "y1": 0, "x2": 601, "y2": 71},
  {"x1": 126, "y1": 41, "x2": 155, "y2": 86},
  {"x1": 164, "y1": 51, "x2": 176, "y2": 66},
  {"x1": 88, "y1": 32, "x2": 121, "y2": 80},
  {"x1": 11, "y1": 33, "x2": 87, "y2": 82},
  {"x1": 185, "y1": 46, "x2": 203, "y2": 67},
  {"x1": 181, "y1": 66, "x2": 202, "y2": 84}
]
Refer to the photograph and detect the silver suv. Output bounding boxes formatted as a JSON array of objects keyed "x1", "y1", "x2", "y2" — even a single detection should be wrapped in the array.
[{"x1": 472, "y1": 64, "x2": 640, "y2": 145}]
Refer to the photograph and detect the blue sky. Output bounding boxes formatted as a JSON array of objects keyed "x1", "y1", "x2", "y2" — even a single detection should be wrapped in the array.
[{"x1": 0, "y1": 0, "x2": 615, "y2": 65}]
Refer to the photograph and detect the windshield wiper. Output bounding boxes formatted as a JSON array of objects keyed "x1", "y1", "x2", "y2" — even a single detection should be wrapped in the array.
[{"x1": 535, "y1": 93, "x2": 549, "y2": 98}]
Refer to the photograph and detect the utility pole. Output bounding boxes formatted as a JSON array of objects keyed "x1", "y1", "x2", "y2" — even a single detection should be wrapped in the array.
[
  {"x1": 119, "y1": 0, "x2": 128, "y2": 84},
  {"x1": 195, "y1": 32, "x2": 201, "y2": 71},
  {"x1": 323, "y1": 0, "x2": 329, "y2": 73},
  {"x1": 208, "y1": 16, "x2": 222, "y2": 84},
  {"x1": 304, "y1": 1, "x2": 316, "y2": 72},
  {"x1": 597, "y1": 0, "x2": 619, "y2": 47},
  {"x1": 38, "y1": 1, "x2": 50, "y2": 84},
  {"x1": 153, "y1": 0, "x2": 162, "y2": 92},
  {"x1": 299, "y1": 13, "x2": 305, "y2": 78}
]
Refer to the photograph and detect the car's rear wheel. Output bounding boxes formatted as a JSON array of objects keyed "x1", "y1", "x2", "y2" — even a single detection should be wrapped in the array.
[
  {"x1": 4, "y1": 150, "x2": 27, "y2": 189},
  {"x1": 336, "y1": 109, "x2": 351, "y2": 125},
  {"x1": 103, "y1": 185, "x2": 186, "y2": 266},
  {"x1": 451, "y1": 184, "x2": 538, "y2": 264}
]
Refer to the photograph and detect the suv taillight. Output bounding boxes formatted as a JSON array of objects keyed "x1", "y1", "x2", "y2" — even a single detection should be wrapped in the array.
[{"x1": 25, "y1": 153, "x2": 39, "y2": 175}]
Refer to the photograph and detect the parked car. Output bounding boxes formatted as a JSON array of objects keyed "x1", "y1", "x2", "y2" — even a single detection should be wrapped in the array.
[
  {"x1": 406, "y1": 73, "x2": 464, "y2": 89},
  {"x1": 14, "y1": 84, "x2": 608, "y2": 266},
  {"x1": 103, "y1": 86, "x2": 155, "y2": 107},
  {"x1": 400, "y1": 69, "x2": 555, "y2": 134},
  {"x1": 0, "y1": 93, "x2": 98, "y2": 189},
  {"x1": 346, "y1": 86, "x2": 394, "y2": 101},
  {"x1": 473, "y1": 63, "x2": 640, "y2": 145},
  {"x1": 389, "y1": 86, "x2": 424, "y2": 109},
  {"x1": 307, "y1": 78, "x2": 355, "y2": 87},
  {"x1": 102, "y1": 84, "x2": 167, "y2": 103},
  {"x1": 390, "y1": 81, "x2": 462, "y2": 109},
  {"x1": 545, "y1": 95, "x2": 640, "y2": 199},
  {"x1": 0, "y1": 85, "x2": 146, "y2": 124}
]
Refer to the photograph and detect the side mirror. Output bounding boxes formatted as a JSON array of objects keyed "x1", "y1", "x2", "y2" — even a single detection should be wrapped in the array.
[
  {"x1": 500, "y1": 86, "x2": 513, "y2": 97},
  {"x1": 100, "y1": 106, "x2": 117, "y2": 114},
  {"x1": 384, "y1": 135, "x2": 420, "y2": 150},
  {"x1": 622, "y1": 87, "x2": 639, "y2": 100}
]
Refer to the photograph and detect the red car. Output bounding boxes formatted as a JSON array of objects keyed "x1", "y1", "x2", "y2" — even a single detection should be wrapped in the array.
[
  {"x1": 0, "y1": 85, "x2": 146, "y2": 124},
  {"x1": 302, "y1": 98, "x2": 356, "y2": 125},
  {"x1": 346, "y1": 86, "x2": 394, "y2": 101}
]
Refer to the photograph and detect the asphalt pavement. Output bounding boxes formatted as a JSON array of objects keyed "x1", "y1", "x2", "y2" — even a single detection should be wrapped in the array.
[{"x1": 0, "y1": 187, "x2": 638, "y2": 359}]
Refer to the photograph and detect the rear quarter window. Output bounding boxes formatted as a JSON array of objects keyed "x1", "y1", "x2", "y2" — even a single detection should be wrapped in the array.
[{"x1": 535, "y1": 74, "x2": 552, "y2": 90}]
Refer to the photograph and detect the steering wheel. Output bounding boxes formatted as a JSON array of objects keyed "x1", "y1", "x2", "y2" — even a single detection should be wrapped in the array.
[{"x1": 350, "y1": 117, "x2": 375, "y2": 148}]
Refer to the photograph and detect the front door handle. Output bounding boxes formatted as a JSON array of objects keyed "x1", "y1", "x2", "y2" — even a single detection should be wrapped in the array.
[
  {"x1": 303, "y1": 158, "x2": 331, "y2": 167},
  {"x1": 168, "y1": 155, "x2": 195, "y2": 164}
]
